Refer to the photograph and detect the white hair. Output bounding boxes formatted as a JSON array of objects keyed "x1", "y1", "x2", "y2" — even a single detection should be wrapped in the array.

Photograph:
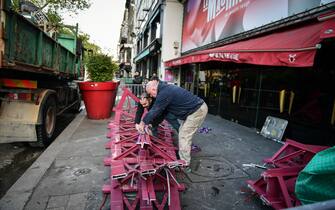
[{"x1": 145, "y1": 80, "x2": 158, "y2": 92}]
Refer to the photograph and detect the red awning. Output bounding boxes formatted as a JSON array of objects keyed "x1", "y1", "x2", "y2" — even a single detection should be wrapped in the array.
[{"x1": 165, "y1": 19, "x2": 335, "y2": 68}]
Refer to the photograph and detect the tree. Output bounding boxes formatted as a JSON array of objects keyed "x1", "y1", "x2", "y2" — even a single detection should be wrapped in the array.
[
  {"x1": 18, "y1": 0, "x2": 91, "y2": 14},
  {"x1": 12, "y1": 0, "x2": 91, "y2": 30},
  {"x1": 78, "y1": 33, "x2": 102, "y2": 56},
  {"x1": 85, "y1": 54, "x2": 118, "y2": 82}
]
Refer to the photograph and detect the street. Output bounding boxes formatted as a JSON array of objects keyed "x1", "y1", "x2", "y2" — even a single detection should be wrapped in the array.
[{"x1": 0, "y1": 111, "x2": 79, "y2": 199}]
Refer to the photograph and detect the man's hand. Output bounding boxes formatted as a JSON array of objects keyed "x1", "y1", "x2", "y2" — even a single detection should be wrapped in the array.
[
  {"x1": 137, "y1": 121, "x2": 145, "y2": 134},
  {"x1": 135, "y1": 123, "x2": 141, "y2": 132},
  {"x1": 147, "y1": 125, "x2": 153, "y2": 136}
]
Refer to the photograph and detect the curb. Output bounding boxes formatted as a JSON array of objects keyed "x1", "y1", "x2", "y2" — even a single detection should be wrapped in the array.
[{"x1": 0, "y1": 112, "x2": 86, "y2": 210}]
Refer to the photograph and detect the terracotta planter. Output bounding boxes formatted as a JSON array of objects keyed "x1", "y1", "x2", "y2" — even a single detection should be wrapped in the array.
[{"x1": 79, "y1": 81, "x2": 119, "y2": 119}]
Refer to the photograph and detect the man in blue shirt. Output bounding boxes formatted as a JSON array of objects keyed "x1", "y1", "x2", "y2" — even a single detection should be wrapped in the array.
[
  {"x1": 135, "y1": 93, "x2": 180, "y2": 136},
  {"x1": 137, "y1": 80, "x2": 208, "y2": 169}
]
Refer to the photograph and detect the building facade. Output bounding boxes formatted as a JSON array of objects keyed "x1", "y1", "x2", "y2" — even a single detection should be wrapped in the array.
[
  {"x1": 118, "y1": 0, "x2": 136, "y2": 78},
  {"x1": 165, "y1": 0, "x2": 335, "y2": 145},
  {"x1": 133, "y1": 0, "x2": 183, "y2": 82}
]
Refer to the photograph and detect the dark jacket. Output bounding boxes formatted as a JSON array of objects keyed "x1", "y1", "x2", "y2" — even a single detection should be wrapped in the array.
[
  {"x1": 133, "y1": 75, "x2": 142, "y2": 84},
  {"x1": 143, "y1": 82, "x2": 204, "y2": 125}
]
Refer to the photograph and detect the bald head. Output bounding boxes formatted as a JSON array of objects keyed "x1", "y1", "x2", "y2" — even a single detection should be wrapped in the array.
[{"x1": 146, "y1": 80, "x2": 159, "y2": 98}]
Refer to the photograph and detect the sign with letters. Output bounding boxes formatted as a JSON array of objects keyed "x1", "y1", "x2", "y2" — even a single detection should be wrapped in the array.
[{"x1": 182, "y1": 0, "x2": 334, "y2": 52}]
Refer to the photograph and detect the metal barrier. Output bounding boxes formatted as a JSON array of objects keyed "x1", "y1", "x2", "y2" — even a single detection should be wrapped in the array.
[{"x1": 118, "y1": 83, "x2": 144, "y2": 98}]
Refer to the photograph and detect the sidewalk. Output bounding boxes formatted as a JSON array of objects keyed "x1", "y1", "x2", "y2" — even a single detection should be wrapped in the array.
[{"x1": 0, "y1": 111, "x2": 281, "y2": 210}]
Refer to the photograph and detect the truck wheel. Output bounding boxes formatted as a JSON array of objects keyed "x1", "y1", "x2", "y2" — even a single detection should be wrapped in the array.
[{"x1": 30, "y1": 96, "x2": 57, "y2": 147}]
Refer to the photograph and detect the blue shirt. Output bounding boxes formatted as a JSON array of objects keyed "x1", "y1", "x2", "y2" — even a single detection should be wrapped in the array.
[{"x1": 143, "y1": 82, "x2": 204, "y2": 124}]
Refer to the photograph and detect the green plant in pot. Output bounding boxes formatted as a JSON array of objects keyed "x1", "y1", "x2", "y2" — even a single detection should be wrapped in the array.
[
  {"x1": 86, "y1": 54, "x2": 117, "y2": 82},
  {"x1": 79, "y1": 54, "x2": 120, "y2": 119}
]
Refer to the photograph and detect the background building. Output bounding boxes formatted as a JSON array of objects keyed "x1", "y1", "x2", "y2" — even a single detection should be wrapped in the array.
[
  {"x1": 118, "y1": 0, "x2": 136, "y2": 78},
  {"x1": 165, "y1": 0, "x2": 335, "y2": 145},
  {"x1": 133, "y1": 0, "x2": 183, "y2": 82}
]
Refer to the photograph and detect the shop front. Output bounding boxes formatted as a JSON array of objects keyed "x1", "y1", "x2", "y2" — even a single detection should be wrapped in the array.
[
  {"x1": 192, "y1": 61, "x2": 335, "y2": 145},
  {"x1": 165, "y1": 4, "x2": 335, "y2": 144}
]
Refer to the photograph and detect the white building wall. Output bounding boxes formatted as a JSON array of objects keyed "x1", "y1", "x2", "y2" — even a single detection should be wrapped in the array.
[
  {"x1": 131, "y1": 46, "x2": 136, "y2": 76},
  {"x1": 160, "y1": 0, "x2": 183, "y2": 80}
]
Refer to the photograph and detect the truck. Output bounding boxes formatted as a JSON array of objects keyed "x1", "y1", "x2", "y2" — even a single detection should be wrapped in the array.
[{"x1": 0, "y1": 0, "x2": 82, "y2": 146}]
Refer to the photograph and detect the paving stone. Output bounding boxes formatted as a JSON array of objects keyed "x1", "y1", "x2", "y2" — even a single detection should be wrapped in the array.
[
  {"x1": 66, "y1": 192, "x2": 88, "y2": 210},
  {"x1": 47, "y1": 195, "x2": 69, "y2": 209},
  {"x1": 47, "y1": 207, "x2": 65, "y2": 210}
]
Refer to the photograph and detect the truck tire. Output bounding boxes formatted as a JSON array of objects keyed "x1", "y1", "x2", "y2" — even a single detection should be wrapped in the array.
[{"x1": 30, "y1": 96, "x2": 57, "y2": 147}]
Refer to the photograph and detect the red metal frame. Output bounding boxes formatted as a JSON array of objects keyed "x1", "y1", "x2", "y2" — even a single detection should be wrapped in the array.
[
  {"x1": 247, "y1": 166, "x2": 303, "y2": 209},
  {"x1": 247, "y1": 139, "x2": 329, "y2": 210},
  {"x1": 103, "y1": 87, "x2": 185, "y2": 210},
  {"x1": 264, "y1": 139, "x2": 329, "y2": 168}
]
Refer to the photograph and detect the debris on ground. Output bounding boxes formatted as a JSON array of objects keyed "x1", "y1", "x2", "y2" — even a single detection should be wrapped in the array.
[
  {"x1": 242, "y1": 163, "x2": 267, "y2": 169},
  {"x1": 191, "y1": 144, "x2": 201, "y2": 153},
  {"x1": 198, "y1": 126, "x2": 212, "y2": 134}
]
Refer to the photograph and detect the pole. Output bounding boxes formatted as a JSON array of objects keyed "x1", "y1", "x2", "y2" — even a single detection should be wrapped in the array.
[{"x1": 255, "y1": 71, "x2": 262, "y2": 128}]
